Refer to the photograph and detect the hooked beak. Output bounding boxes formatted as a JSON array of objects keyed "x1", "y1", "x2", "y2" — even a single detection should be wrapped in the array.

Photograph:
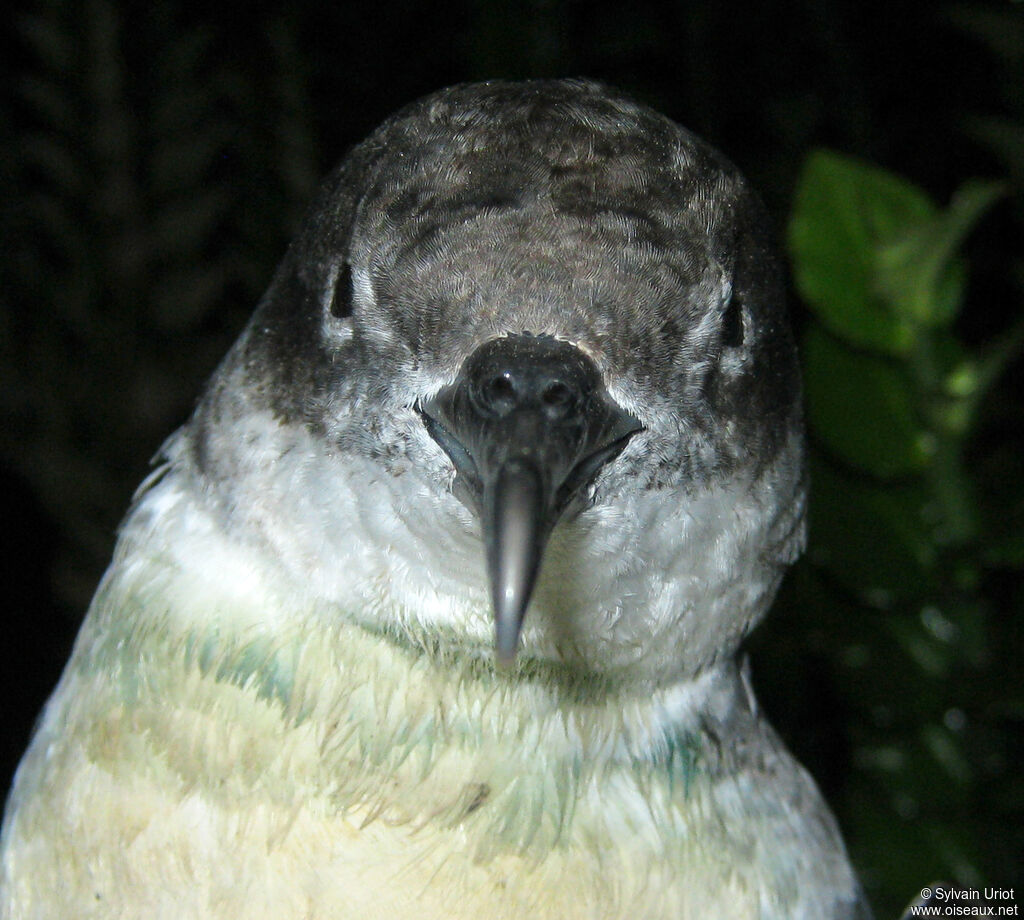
[{"x1": 420, "y1": 334, "x2": 641, "y2": 665}]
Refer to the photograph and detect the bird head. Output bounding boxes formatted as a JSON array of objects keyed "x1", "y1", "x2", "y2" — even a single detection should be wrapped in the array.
[{"x1": 188, "y1": 80, "x2": 805, "y2": 684}]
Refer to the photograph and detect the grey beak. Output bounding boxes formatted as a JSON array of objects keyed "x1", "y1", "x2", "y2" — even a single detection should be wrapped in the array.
[
  {"x1": 420, "y1": 334, "x2": 641, "y2": 664},
  {"x1": 487, "y1": 458, "x2": 546, "y2": 665}
]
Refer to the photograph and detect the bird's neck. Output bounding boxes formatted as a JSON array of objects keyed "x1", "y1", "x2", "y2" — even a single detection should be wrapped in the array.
[{"x1": 67, "y1": 468, "x2": 763, "y2": 859}]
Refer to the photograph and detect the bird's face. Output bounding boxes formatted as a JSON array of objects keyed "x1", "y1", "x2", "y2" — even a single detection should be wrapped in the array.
[{"x1": 191, "y1": 81, "x2": 806, "y2": 684}]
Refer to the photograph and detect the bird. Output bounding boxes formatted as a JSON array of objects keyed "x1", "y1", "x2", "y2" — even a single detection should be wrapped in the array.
[{"x1": 0, "y1": 79, "x2": 871, "y2": 919}]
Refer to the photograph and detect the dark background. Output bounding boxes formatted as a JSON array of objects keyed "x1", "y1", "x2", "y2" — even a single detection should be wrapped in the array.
[{"x1": 1, "y1": 1, "x2": 1021, "y2": 915}]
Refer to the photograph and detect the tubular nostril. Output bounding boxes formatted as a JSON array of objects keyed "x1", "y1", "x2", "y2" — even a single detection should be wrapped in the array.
[
  {"x1": 540, "y1": 381, "x2": 576, "y2": 418},
  {"x1": 464, "y1": 334, "x2": 600, "y2": 422},
  {"x1": 477, "y1": 373, "x2": 518, "y2": 415}
]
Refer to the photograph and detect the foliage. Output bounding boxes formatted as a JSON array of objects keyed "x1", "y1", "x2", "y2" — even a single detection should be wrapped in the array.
[
  {"x1": 766, "y1": 149, "x2": 1023, "y2": 914},
  {"x1": 0, "y1": 0, "x2": 318, "y2": 608}
]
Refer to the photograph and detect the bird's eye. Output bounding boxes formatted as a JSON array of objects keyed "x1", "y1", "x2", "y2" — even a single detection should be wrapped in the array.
[
  {"x1": 721, "y1": 291, "x2": 744, "y2": 349},
  {"x1": 329, "y1": 263, "x2": 354, "y2": 320}
]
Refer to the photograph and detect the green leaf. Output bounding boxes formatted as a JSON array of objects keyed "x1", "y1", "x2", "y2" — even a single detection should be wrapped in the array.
[
  {"x1": 804, "y1": 324, "x2": 930, "y2": 477},
  {"x1": 789, "y1": 150, "x2": 932, "y2": 354},
  {"x1": 877, "y1": 180, "x2": 1004, "y2": 328},
  {"x1": 791, "y1": 151, "x2": 1003, "y2": 347}
]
